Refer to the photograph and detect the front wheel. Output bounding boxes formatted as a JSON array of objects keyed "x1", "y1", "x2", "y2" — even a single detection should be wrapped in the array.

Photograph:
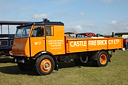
[
  {"x1": 35, "y1": 55, "x2": 55, "y2": 75},
  {"x1": 92, "y1": 51, "x2": 109, "y2": 67}
]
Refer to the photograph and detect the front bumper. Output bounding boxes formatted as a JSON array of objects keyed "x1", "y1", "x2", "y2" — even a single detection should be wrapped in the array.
[{"x1": 11, "y1": 54, "x2": 28, "y2": 57}]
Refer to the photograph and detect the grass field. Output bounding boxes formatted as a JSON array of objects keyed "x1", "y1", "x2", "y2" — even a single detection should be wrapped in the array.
[{"x1": 0, "y1": 50, "x2": 128, "y2": 85}]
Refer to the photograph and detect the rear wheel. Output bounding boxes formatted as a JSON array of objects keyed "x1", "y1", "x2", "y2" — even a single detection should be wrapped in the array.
[
  {"x1": 93, "y1": 51, "x2": 109, "y2": 67},
  {"x1": 74, "y1": 54, "x2": 88, "y2": 65},
  {"x1": 35, "y1": 55, "x2": 55, "y2": 75}
]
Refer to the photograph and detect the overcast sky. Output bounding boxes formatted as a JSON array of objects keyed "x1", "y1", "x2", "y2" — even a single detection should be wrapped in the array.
[{"x1": 0, "y1": 0, "x2": 128, "y2": 34}]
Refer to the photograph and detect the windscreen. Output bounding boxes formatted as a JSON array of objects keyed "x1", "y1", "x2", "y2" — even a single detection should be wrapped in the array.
[{"x1": 15, "y1": 26, "x2": 31, "y2": 38}]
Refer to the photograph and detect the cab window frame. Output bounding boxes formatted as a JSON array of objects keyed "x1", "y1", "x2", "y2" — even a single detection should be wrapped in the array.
[
  {"x1": 31, "y1": 25, "x2": 45, "y2": 37},
  {"x1": 15, "y1": 26, "x2": 31, "y2": 38},
  {"x1": 45, "y1": 25, "x2": 54, "y2": 36}
]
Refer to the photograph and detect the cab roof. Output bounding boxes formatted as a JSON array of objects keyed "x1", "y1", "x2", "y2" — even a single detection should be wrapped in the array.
[{"x1": 17, "y1": 19, "x2": 64, "y2": 28}]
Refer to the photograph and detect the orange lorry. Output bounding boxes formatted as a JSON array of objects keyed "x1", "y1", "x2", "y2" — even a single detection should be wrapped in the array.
[{"x1": 11, "y1": 19, "x2": 123, "y2": 75}]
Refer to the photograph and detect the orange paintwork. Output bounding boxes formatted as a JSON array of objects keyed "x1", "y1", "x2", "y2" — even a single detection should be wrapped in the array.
[
  {"x1": 100, "y1": 54, "x2": 107, "y2": 65},
  {"x1": 30, "y1": 37, "x2": 45, "y2": 56},
  {"x1": 12, "y1": 25, "x2": 65, "y2": 57},
  {"x1": 12, "y1": 38, "x2": 30, "y2": 57},
  {"x1": 40, "y1": 59, "x2": 51, "y2": 72},
  {"x1": 12, "y1": 23, "x2": 123, "y2": 58},
  {"x1": 30, "y1": 26, "x2": 45, "y2": 56},
  {"x1": 66, "y1": 37, "x2": 123, "y2": 53},
  {"x1": 46, "y1": 25, "x2": 65, "y2": 55}
]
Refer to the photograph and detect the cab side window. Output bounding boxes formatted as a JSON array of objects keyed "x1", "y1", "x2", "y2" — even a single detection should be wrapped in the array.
[
  {"x1": 46, "y1": 26, "x2": 51, "y2": 36},
  {"x1": 32, "y1": 27, "x2": 44, "y2": 37}
]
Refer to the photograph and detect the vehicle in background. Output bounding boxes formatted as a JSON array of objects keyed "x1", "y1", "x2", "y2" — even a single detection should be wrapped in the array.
[
  {"x1": 115, "y1": 32, "x2": 128, "y2": 38},
  {"x1": 0, "y1": 21, "x2": 33, "y2": 56},
  {"x1": 96, "y1": 33, "x2": 103, "y2": 37},
  {"x1": 115, "y1": 32, "x2": 128, "y2": 49},
  {"x1": 0, "y1": 34, "x2": 15, "y2": 55},
  {"x1": 76, "y1": 32, "x2": 96, "y2": 38},
  {"x1": 64, "y1": 32, "x2": 75, "y2": 38}
]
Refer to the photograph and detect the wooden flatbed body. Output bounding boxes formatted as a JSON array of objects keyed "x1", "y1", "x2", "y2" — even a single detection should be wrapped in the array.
[{"x1": 66, "y1": 37, "x2": 123, "y2": 53}]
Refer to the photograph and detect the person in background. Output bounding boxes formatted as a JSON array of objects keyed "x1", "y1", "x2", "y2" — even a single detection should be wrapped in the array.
[
  {"x1": 127, "y1": 39, "x2": 128, "y2": 49},
  {"x1": 125, "y1": 39, "x2": 127, "y2": 50}
]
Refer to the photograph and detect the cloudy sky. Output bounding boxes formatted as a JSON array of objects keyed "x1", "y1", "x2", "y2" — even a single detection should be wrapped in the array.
[{"x1": 0, "y1": 0, "x2": 128, "y2": 34}]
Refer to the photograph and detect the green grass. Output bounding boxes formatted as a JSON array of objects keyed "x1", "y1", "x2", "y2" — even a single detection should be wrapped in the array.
[{"x1": 0, "y1": 50, "x2": 128, "y2": 85}]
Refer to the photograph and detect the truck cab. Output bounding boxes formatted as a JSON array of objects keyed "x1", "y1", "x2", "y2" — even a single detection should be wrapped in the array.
[{"x1": 12, "y1": 20, "x2": 65, "y2": 57}]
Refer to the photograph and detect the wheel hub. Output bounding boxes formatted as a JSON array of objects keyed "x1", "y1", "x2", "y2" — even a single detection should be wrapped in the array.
[
  {"x1": 40, "y1": 59, "x2": 52, "y2": 72},
  {"x1": 100, "y1": 54, "x2": 107, "y2": 65},
  {"x1": 43, "y1": 62, "x2": 50, "y2": 70}
]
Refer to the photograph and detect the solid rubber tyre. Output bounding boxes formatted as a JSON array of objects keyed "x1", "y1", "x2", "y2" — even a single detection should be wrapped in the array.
[
  {"x1": 92, "y1": 51, "x2": 109, "y2": 67},
  {"x1": 35, "y1": 55, "x2": 55, "y2": 75},
  {"x1": 74, "y1": 54, "x2": 88, "y2": 65}
]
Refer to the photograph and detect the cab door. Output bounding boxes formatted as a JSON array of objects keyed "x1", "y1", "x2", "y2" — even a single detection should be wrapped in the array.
[
  {"x1": 30, "y1": 26, "x2": 45, "y2": 56},
  {"x1": 45, "y1": 25, "x2": 65, "y2": 55}
]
